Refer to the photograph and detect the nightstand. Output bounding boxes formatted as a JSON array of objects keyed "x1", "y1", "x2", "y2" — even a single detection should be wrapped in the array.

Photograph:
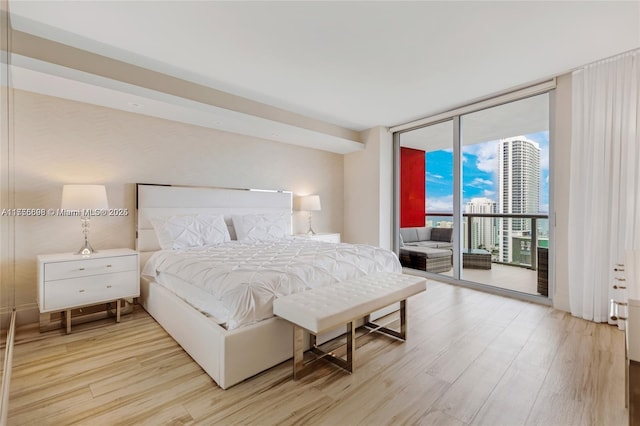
[
  {"x1": 37, "y1": 248, "x2": 140, "y2": 333},
  {"x1": 295, "y1": 233, "x2": 341, "y2": 243}
]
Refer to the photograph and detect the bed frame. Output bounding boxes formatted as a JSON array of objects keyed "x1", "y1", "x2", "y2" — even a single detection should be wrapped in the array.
[{"x1": 136, "y1": 183, "x2": 297, "y2": 389}]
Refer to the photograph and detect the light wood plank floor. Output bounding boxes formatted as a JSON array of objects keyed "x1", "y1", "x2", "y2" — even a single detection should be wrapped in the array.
[{"x1": 8, "y1": 281, "x2": 627, "y2": 425}]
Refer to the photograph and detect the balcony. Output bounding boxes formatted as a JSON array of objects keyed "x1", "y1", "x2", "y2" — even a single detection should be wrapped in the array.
[
  {"x1": 441, "y1": 262, "x2": 541, "y2": 295},
  {"x1": 411, "y1": 212, "x2": 549, "y2": 297}
]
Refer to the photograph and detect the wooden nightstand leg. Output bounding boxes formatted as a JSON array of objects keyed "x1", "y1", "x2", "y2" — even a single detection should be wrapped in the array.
[
  {"x1": 116, "y1": 299, "x2": 121, "y2": 323},
  {"x1": 66, "y1": 310, "x2": 71, "y2": 334}
]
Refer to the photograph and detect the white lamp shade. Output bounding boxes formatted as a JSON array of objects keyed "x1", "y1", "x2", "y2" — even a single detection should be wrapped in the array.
[
  {"x1": 61, "y1": 185, "x2": 108, "y2": 210},
  {"x1": 299, "y1": 195, "x2": 321, "y2": 211}
]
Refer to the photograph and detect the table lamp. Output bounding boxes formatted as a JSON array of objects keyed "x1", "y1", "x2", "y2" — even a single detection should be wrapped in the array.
[
  {"x1": 61, "y1": 184, "x2": 108, "y2": 255},
  {"x1": 299, "y1": 195, "x2": 321, "y2": 235}
]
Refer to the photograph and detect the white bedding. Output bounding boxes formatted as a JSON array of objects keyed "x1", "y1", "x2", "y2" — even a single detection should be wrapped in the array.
[{"x1": 142, "y1": 238, "x2": 402, "y2": 329}]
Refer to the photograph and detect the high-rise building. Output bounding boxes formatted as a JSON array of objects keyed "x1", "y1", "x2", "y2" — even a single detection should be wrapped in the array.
[
  {"x1": 465, "y1": 197, "x2": 497, "y2": 250},
  {"x1": 498, "y1": 137, "x2": 541, "y2": 263}
]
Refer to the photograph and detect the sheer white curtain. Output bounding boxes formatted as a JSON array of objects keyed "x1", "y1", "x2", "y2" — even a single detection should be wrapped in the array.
[{"x1": 568, "y1": 50, "x2": 640, "y2": 322}]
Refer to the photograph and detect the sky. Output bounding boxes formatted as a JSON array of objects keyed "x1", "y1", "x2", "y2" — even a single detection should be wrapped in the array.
[{"x1": 425, "y1": 131, "x2": 550, "y2": 213}]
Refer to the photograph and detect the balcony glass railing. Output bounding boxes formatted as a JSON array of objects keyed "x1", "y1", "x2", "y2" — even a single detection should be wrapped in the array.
[{"x1": 425, "y1": 212, "x2": 549, "y2": 271}]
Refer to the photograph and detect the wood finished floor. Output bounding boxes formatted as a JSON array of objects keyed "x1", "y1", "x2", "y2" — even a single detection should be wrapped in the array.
[{"x1": 7, "y1": 280, "x2": 627, "y2": 425}]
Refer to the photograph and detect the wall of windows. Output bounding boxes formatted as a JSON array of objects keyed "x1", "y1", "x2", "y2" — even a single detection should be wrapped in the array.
[{"x1": 395, "y1": 89, "x2": 552, "y2": 301}]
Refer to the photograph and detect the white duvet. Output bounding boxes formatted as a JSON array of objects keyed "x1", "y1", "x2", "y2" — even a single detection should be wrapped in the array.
[{"x1": 142, "y1": 238, "x2": 402, "y2": 329}]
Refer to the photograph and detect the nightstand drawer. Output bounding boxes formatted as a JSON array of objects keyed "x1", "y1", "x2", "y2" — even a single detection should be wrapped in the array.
[
  {"x1": 44, "y1": 255, "x2": 138, "y2": 281},
  {"x1": 43, "y1": 270, "x2": 139, "y2": 312}
]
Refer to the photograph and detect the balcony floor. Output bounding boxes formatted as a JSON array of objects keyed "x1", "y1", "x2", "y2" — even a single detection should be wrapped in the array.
[{"x1": 439, "y1": 262, "x2": 543, "y2": 296}]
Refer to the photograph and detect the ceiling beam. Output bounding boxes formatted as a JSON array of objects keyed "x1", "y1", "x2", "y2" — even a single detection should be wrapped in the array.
[{"x1": 9, "y1": 29, "x2": 364, "y2": 153}]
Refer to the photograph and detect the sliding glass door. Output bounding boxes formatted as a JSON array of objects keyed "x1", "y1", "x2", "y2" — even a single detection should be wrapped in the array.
[
  {"x1": 397, "y1": 92, "x2": 551, "y2": 300},
  {"x1": 398, "y1": 120, "x2": 454, "y2": 277}
]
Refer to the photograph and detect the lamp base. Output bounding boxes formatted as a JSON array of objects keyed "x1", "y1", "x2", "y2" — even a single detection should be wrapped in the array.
[
  {"x1": 75, "y1": 240, "x2": 97, "y2": 256},
  {"x1": 306, "y1": 214, "x2": 316, "y2": 235},
  {"x1": 75, "y1": 217, "x2": 97, "y2": 255}
]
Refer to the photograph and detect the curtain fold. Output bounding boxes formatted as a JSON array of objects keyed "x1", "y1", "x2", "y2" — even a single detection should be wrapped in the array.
[{"x1": 568, "y1": 50, "x2": 640, "y2": 322}]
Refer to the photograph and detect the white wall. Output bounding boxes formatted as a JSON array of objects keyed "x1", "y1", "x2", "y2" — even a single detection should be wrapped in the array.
[
  {"x1": 343, "y1": 126, "x2": 393, "y2": 248},
  {"x1": 7, "y1": 90, "x2": 344, "y2": 324}
]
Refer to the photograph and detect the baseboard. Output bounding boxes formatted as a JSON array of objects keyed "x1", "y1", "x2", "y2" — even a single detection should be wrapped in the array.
[{"x1": 0, "y1": 303, "x2": 39, "y2": 331}]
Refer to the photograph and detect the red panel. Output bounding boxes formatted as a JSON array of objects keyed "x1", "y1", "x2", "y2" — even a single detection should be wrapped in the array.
[{"x1": 400, "y1": 147, "x2": 425, "y2": 227}]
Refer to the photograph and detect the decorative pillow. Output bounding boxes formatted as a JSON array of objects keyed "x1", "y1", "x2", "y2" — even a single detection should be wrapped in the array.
[
  {"x1": 232, "y1": 213, "x2": 289, "y2": 241},
  {"x1": 197, "y1": 214, "x2": 232, "y2": 246},
  {"x1": 399, "y1": 228, "x2": 419, "y2": 243},
  {"x1": 417, "y1": 226, "x2": 432, "y2": 241},
  {"x1": 150, "y1": 214, "x2": 230, "y2": 250},
  {"x1": 431, "y1": 227, "x2": 453, "y2": 242}
]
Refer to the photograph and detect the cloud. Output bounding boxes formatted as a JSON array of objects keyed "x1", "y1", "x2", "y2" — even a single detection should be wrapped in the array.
[
  {"x1": 426, "y1": 195, "x2": 453, "y2": 212},
  {"x1": 540, "y1": 146, "x2": 549, "y2": 171},
  {"x1": 475, "y1": 146, "x2": 498, "y2": 173},
  {"x1": 462, "y1": 143, "x2": 483, "y2": 156},
  {"x1": 469, "y1": 177, "x2": 493, "y2": 187},
  {"x1": 463, "y1": 141, "x2": 499, "y2": 174},
  {"x1": 426, "y1": 171, "x2": 448, "y2": 185},
  {"x1": 483, "y1": 190, "x2": 496, "y2": 197}
]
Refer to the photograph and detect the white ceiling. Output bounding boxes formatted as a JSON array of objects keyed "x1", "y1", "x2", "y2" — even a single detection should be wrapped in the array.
[{"x1": 7, "y1": 1, "x2": 640, "y2": 150}]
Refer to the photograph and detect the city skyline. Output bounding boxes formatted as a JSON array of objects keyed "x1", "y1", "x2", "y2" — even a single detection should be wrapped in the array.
[
  {"x1": 425, "y1": 131, "x2": 549, "y2": 213},
  {"x1": 465, "y1": 197, "x2": 498, "y2": 251}
]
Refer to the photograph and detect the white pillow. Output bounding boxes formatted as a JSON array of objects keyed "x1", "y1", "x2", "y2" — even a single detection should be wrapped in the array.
[
  {"x1": 231, "y1": 213, "x2": 289, "y2": 241},
  {"x1": 197, "y1": 214, "x2": 232, "y2": 246},
  {"x1": 150, "y1": 214, "x2": 230, "y2": 250}
]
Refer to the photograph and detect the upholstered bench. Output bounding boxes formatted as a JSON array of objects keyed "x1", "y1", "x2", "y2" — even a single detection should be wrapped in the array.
[
  {"x1": 399, "y1": 246, "x2": 452, "y2": 273},
  {"x1": 273, "y1": 272, "x2": 426, "y2": 379}
]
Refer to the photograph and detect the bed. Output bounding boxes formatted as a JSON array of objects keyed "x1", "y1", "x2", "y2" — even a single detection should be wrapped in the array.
[{"x1": 136, "y1": 183, "x2": 402, "y2": 389}]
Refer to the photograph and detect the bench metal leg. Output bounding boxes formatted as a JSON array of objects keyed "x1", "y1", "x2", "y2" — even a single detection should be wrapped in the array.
[
  {"x1": 291, "y1": 299, "x2": 411, "y2": 381},
  {"x1": 293, "y1": 325, "x2": 306, "y2": 380},
  {"x1": 345, "y1": 321, "x2": 354, "y2": 372},
  {"x1": 292, "y1": 322, "x2": 356, "y2": 380},
  {"x1": 365, "y1": 299, "x2": 407, "y2": 341},
  {"x1": 309, "y1": 321, "x2": 354, "y2": 374}
]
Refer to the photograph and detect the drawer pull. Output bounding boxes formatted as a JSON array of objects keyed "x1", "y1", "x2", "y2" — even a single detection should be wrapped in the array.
[
  {"x1": 79, "y1": 268, "x2": 85, "y2": 271},
  {"x1": 106, "y1": 265, "x2": 112, "y2": 268},
  {"x1": 106, "y1": 285, "x2": 112, "y2": 288},
  {"x1": 79, "y1": 289, "x2": 85, "y2": 293}
]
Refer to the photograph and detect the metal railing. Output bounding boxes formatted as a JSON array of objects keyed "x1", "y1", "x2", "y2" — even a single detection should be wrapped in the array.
[{"x1": 425, "y1": 212, "x2": 549, "y2": 270}]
